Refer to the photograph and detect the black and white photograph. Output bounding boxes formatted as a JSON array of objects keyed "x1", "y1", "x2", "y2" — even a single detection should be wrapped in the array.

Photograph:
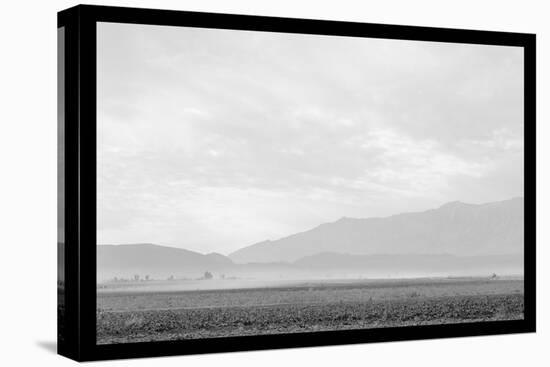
[
  {"x1": 95, "y1": 21, "x2": 526, "y2": 345},
  {"x1": 3, "y1": 0, "x2": 550, "y2": 365}
]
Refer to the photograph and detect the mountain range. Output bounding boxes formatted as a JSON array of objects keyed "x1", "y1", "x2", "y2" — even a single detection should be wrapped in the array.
[
  {"x1": 228, "y1": 197, "x2": 524, "y2": 263},
  {"x1": 97, "y1": 244, "x2": 233, "y2": 280},
  {"x1": 97, "y1": 197, "x2": 524, "y2": 281}
]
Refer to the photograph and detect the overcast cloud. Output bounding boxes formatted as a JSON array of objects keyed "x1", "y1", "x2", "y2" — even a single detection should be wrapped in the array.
[{"x1": 97, "y1": 22, "x2": 524, "y2": 254}]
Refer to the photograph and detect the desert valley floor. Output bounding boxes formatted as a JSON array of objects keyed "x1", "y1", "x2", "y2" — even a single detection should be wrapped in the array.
[{"x1": 96, "y1": 277, "x2": 524, "y2": 344}]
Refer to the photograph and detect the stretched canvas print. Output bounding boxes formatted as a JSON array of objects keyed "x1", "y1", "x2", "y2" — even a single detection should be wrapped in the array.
[{"x1": 58, "y1": 5, "x2": 535, "y2": 361}]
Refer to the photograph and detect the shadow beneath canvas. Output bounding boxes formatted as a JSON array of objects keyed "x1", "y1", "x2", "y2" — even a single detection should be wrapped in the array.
[{"x1": 36, "y1": 340, "x2": 57, "y2": 354}]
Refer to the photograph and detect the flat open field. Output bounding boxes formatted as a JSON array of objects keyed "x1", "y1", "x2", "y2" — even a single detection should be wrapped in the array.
[{"x1": 96, "y1": 278, "x2": 524, "y2": 344}]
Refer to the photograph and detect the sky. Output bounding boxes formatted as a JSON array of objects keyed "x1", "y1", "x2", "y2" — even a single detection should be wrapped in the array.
[{"x1": 97, "y1": 22, "x2": 524, "y2": 255}]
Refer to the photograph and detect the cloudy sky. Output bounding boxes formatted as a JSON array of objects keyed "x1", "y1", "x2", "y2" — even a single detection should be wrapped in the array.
[{"x1": 97, "y1": 22, "x2": 524, "y2": 255}]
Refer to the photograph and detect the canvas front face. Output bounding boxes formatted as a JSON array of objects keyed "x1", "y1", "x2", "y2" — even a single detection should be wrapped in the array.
[{"x1": 94, "y1": 21, "x2": 525, "y2": 345}]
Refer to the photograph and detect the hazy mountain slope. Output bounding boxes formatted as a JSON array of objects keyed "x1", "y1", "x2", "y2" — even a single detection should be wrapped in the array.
[
  {"x1": 97, "y1": 243, "x2": 523, "y2": 283},
  {"x1": 97, "y1": 243, "x2": 233, "y2": 281},
  {"x1": 293, "y1": 252, "x2": 523, "y2": 277},
  {"x1": 229, "y1": 197, "x2": 524, "y2": 263}
]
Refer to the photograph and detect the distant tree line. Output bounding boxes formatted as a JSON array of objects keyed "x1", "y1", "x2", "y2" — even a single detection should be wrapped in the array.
[{"x1": 106, "y1": 271, "x2": 235, "y2": 283}]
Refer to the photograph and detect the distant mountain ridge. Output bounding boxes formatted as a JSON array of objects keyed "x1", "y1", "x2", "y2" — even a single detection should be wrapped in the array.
[
  {"x1": 97, "y1": 198, "x2": 524, "y2": 281},
  {"x1": 97, "y1": 244, "x2": 522, "y2": 281},
  {"x1": 228, "y1": 197, "x2": 524, "y2": 263},
  {"x1": 97, "y1": 243, "x2": 233, "y2": 280}
]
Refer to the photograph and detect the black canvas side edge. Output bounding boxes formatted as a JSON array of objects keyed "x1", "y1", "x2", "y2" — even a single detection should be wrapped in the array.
[
  {"x1": 57, "y1": 5, "x2": 81, "y2": 361},
  {"x1": 81, "y1": 4, "x2": 533, "y2": 47},
  {"x1": 76, "y1": 7, "x2": 99, "y2": 361},
  {"x1": 523, "y1": 34, "x2": 536, "y2": 332}
]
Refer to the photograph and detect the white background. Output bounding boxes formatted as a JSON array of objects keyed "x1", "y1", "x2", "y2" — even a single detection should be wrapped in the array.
[{"x1": 0, "y1": 0, "x2": 547, "y2": 365}]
